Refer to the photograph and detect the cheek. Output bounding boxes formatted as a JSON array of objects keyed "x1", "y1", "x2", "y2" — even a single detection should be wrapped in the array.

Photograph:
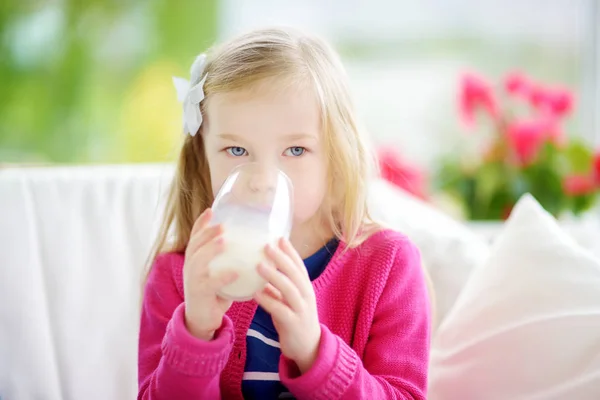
[
  {"x1": 205, "y1": 154, "x2": 230, "y2": 197},
  {"x1": 210, "y1": 172, "x2": 225, "y2": 197},
  {"x1": 204, "y1": 145, "x2": 246, "y2": 196},
  {"x1": 287, "y1": 159, "x2": 328, "y2": 222},
  {"x1": 293, "y1": 185, "x2": 325, "y2": 222}
]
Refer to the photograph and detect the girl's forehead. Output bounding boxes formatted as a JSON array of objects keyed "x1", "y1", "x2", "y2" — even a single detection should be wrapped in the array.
[{"x1": 205, "y1": 83, "x2": 321, "y2": 139}]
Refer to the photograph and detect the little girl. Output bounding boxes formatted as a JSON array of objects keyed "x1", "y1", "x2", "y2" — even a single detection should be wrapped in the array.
[{"x1": 138, "y1": 27, "x2": 431, "y2": 400}]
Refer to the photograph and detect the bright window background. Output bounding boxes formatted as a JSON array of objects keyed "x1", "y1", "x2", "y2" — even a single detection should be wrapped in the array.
[
  {"x1": 221, "y1": 0, "x2": 598, "y2": 167},
  {"x1": 0, "y1": 0, "x2": 597, "y2": 167}
]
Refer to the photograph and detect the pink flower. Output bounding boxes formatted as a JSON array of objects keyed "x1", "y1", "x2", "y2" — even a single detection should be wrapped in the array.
[
  {"x1": 528, "y1": 83, "x2": 548, "y2": 109},
  {"x1": 378, "y1": 148, "x2": 428, "y2": 199},
  {"x1": 506, "y1": 119, "x2": 549, "y2": 166},
  {"x1": 542, "y1": 113, "x2": 566, "y2": 147},
  {"x1": 593, "y1": 152, "x2": 600, "y2": 186},
  {"x1": 504, "y1": 71, "x2": 530, "y2": 96},
  {"x1": 459, "y1": 72, "x2": 499, "y2": 129},
  {"x1": 546, "y1": 88, "x2": 574, "y2": 116},
  {"x1": 563, "y1": 174, "x2": 596, "y2": 196},
  {"x1": 529, "y1": 84, "x2": 575, "y2": 117}
]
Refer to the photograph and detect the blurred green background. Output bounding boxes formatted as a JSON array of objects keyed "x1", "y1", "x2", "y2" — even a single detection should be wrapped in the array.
[{"x1": 0, "y1": 0, "x2": 217, "y2": 163}]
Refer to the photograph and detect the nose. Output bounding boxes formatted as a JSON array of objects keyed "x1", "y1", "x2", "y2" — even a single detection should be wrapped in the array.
[{"x1": 248, "y1": 165, "x2": 276, "y2": 194}]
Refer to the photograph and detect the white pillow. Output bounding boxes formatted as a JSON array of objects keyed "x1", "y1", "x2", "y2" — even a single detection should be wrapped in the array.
[
  {"x1": 429, "y1": 194, "x2": 600, "y2": 400},
  {"x1": 369, "y1": 180, "x2": 489, "y2": 328}
]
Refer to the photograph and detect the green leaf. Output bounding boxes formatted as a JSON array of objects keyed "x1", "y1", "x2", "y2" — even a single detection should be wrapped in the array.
[
  {"x1": 474, "y1": 162, "x2": 504, "y2": 206},
  {"x1": 569, "y1": 193, "x2": 597, "y2": 215},
  {"x1": 520, "y1": 163, "x2": 565, "y2": 216},
  {"x1": 564, "y1": 140, "x2": 593, "y2": 174}
]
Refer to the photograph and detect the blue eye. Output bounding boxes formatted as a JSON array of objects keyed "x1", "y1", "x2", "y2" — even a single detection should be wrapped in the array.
[
  {"x1": 226, "y1": 147, "x2": 247, "y2": 157},
  {"x1": 285, "y1": 146, "x2": 306, "y2": 157}
]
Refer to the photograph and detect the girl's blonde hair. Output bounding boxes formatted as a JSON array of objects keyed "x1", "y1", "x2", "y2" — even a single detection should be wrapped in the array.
[{"x1": 148, "y1": 27, "x2": 377, "y2": 266}]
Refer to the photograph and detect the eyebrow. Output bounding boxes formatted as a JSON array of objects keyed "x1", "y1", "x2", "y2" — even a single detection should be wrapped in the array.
[
  {"x1": 216, "y1": 133, "x2": 243, "y2": 142},
  {"x1": 217, "y1": 132, "x2": 318, "y2": 142},
  {"x1": 285, "y1": 133, "x2": 318, "y2": 142}
]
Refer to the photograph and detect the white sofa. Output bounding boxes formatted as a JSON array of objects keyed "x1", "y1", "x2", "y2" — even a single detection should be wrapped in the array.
[
  {"x1": 1, "y1": 165, "x2": 599, "y2": 400},
  {"x1": 0, "y1": 165, "x2": 173, "y2": 400}
]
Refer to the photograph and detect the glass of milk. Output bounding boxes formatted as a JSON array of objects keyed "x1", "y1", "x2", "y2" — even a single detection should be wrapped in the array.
[{"x1": 208, "y1": 162, "x2": 293, "y2": 301}]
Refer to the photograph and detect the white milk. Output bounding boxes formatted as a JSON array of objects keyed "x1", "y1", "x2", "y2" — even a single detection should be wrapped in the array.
[{"x1": 208, "y1": 223, "x2": 272, "y2": 301}]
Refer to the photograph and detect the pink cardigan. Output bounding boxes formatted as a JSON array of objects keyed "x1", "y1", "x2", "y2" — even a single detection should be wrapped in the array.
[{"x1": 138, "y1": 229, "x2": 431, "y2": 399}]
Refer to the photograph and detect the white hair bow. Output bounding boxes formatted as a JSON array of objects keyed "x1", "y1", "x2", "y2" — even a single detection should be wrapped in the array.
[{"x1": 172, "y1": 54, "x2": 208, "y2": 136}]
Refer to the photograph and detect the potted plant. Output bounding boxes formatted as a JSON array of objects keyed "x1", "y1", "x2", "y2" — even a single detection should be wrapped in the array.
[{"x1": 434, "y1": 71, "x2": 600, "y2": 226}]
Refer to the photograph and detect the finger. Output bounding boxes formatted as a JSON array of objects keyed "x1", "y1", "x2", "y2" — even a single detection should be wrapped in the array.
[
  {"x1": 186, "y1": 208, "x2": 217, "y2": 254},
  {"x1": 189, "y1": 234, "x2": 225, "y2": 274},
  {"x1": 190, "y1": 208, "x2": 212, "y2": 237},
  {"x1": 265, "y1": 243, "x2": 308, "y2": 298},
  {"x1": 257, "y1": 261, "x2": 303, "y2": 311},
  {"x1": 254, "y1": 288, "x2": 293, "y2": 324},
  {"x1": 279, "y1": 238, "x2": 308, "y2": 278},
  {"x1": 263, "y1": 283, "x2": 283, "y2": 301},
  {"x1": 207, "y1": 270, "x2": 238, "y2": 293},
  {"x1": 189, "y1": 224, "x2": 224, "y2": 255}
]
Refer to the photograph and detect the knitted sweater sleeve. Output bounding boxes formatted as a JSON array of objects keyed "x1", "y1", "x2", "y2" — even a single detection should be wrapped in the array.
[
  {"x1": 137, "y1": 254, "x2": 235, "y2": 400},
  {"x1": 279, "y1": 238, "x2": 431, "y2": 400}
]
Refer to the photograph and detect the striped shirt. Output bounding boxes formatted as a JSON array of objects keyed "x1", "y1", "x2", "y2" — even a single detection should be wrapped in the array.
[{"x1": 241, "y1": 239, "x2": 339, "y2": 400}]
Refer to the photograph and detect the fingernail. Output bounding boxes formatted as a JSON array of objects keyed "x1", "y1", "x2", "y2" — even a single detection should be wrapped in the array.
[{"x1": 256, "y1": 262, "x2": 267, "y2": 274}]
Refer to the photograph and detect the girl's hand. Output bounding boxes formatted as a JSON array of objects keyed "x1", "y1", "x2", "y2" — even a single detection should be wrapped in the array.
[
  {"x1": 254, "y1": 238, "x2": 322, "y2": 374},
  {"x1": 183, "y1": 208, "x2": 238, "y2": 341}
]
